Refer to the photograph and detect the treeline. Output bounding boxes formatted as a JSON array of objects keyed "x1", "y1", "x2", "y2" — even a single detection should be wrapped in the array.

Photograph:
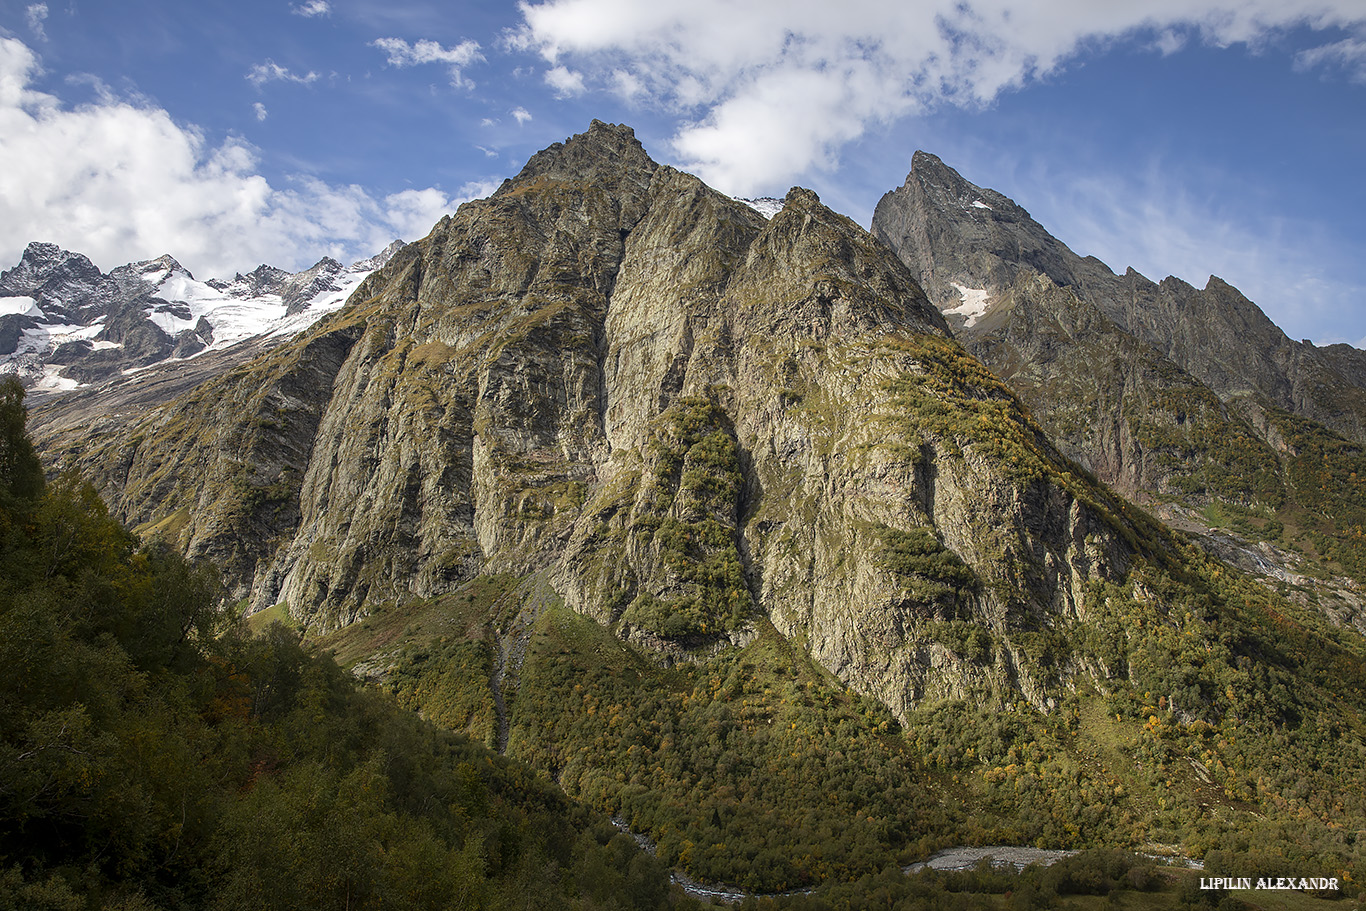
[{"x1": 0, "y1": 378, "x2": 679, "y2": 910}]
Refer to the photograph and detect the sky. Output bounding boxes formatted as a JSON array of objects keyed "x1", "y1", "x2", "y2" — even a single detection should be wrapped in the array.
[{"x1": 0, "y1": 1, "x2": 1364, "y2": 347}]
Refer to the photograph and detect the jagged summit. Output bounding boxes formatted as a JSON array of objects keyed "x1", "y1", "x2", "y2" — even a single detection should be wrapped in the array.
[
  {"x1": 0, "y1": 240, "x2": 401, "y2": 392},
  {"x1": 874, "y1": 152, "x2": 1366, "y2": 443},
  {"x1": 499, "y1": 120, "x2": 657, "y2": 196},
  {"x1": 127, "y1": 253, "x2": 192, "y2": 278}
]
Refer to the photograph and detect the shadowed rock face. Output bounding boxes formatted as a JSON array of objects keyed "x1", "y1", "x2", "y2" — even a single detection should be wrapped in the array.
[
  {"x1": 874, "y1": 151, "x2": 1366, "y2": 451},
  {"x1": 35, "y1": 122, "x2": 1167, "y2": 719}
]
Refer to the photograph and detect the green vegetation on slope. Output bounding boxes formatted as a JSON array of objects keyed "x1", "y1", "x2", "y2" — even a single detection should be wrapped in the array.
[
  {"x1": 0, "y1": 378, "x2": 679, "y2": 911},
  {"x1": 626, "y1": 396, "x2": 752, "y2": 639}
]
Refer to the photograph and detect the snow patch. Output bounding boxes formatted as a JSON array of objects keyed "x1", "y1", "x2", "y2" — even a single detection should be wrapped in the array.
[
  {"x1": 138, "y1": 256, "x2": 374, "y2": 350},
  {"x1": 944, "y1": 283, "x2": 991, "y2": 327},
  {"x1": 971, "y1": 199, "x2": 992, "y2": 210},
  {"x1": 32, "y1": 364, "x2": 81, "y2": 392},
  {"x1": 737, "y1": 197, "x2": 785, "y2": 219},
  {"x1": 0, "y1": 296, "x2": 43, "y2": 318}
]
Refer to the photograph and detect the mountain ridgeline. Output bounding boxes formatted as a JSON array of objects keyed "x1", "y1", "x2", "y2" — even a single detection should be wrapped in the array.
[
  {"x1": 873, "y1": 152, "x2": 1366, "y2": 625},
  {"x1": 24, "y1": 123, "x2": 1366, "y2": 891}
]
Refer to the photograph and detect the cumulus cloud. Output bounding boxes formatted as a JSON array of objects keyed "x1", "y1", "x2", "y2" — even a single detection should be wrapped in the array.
[
  {"x1": 246, "y1": 60, "x2": 320, "y2": 88},
  {"x1": 0, "y1": 37, "x2": 476, "y2": 277},
  {"x1": 25, "y1": 3, "x2": 47, "y2": 42},
  {"x1": 291, "y1": 0, "x2": 331, "y2": 16},
  {"x1": 544, "y1": 64, "x2": 585, "y2": 96},
  {"x1": 514, "y1": 0, "x2": 1366, "y2": 194},
  {"x1": 253, "y1": 101, "x2": 268, "y2": 121},
  {"x1": 371, "y1": 37, "x2": 484, "y2": 87},
  {"x1": 511, "y1": 106, "x2": 532, "y2": 124}
]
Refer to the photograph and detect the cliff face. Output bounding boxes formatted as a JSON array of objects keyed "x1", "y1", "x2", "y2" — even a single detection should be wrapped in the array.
[{"x1": 37, "y1": 123, "x2": 1162, "y2": 718}]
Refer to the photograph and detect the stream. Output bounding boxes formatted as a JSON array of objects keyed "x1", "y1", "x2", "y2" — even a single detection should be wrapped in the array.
[{"x1": 610, "y1": 818, "x2": 1104, "y2": 904}]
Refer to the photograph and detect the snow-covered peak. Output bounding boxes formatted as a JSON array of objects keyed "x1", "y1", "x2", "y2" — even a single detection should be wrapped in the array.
[
  {"x1": 1, "y1": 240, "x2": 402, "y2": 393},
  {"x1": 353, "y1": 240, "x2": 405, "y2": 273}
]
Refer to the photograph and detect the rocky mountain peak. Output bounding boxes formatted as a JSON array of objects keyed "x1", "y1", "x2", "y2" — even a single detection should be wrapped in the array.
[
  {"x1": 352, "y1": 240, "x2": 404, "y2": 272},
  {"x1": 495, "y1": 120, "x2": 658, "y2": 231},
  {"x1": 216, "y1": 263, "x2": 291, "y2": 297},
  {"x1": 0, "y1": 241, "x2": 110, "y2": 303},
  {"x1": 281, "y1": 256, "x2": 345, "y2": 315},
  {"x1": 874, "y1": 154, "x2": 1088, "y2": 317},
  {"x1": 130, "y1": 253, "x2": 191, "y2": 279}
]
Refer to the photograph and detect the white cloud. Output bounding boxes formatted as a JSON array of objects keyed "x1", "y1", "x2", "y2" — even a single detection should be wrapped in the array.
[
  {"x1": 610, "y1": 68, "x2": 643, "y2": 100},
  {"x1": 246, "y1": 60, "x2": 320, "y2": 88},
  {"x1": 0, "y1": 37, "x2": 469, "y2": 277},
  {"x1": 25, "y1": 3, "x2": 47, "y2": 42},
  {"x1": 1295, "y1": 36, "x2": 1366, "y2": 82},
  {"x1": 514, "y1": 0, "x2": 1366, "y2": 194},
  {"x1": 544, "y1": 64, "x2": 585, "y2": 96},
  {"x1": 292, "y1": 0, "x2": 331, "y2": 16},
  {"x1": 253, "y1": 101, "x2": 268, "y2": 121},
  {"x1": 371, "y1": 37, "x2": 484, "y2": 87},
  {"x1": 511, "y1": 105, "x2": 532, "y2": 124}
]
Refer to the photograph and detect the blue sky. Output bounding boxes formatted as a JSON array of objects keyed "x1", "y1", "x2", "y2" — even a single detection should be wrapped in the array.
[{"x1": 1, "y1": 0, "x2": 1364, "y2": 346}]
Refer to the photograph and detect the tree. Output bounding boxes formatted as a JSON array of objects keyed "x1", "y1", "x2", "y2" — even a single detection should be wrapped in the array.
[{"x1": 0, "y1": 377, "x2": 44, "y2": 503}]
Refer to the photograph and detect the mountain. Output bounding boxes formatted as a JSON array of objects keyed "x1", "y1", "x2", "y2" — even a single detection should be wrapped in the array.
[
  {"x1": 873, "y1": 152, "x2": 1366, "y2": 629},
  {"x1": 873, "y1": 151, "x2": 1366, "y2": 443},
  {"x1": 0, "y1": 239, "x2": 403, "y2": 393},
  {"x1": 24, "y1": 123, "x2": 1366, "y2": 891},
  {"x1": 33, "y1": 121, "x2": 1140, "y2": 703}
]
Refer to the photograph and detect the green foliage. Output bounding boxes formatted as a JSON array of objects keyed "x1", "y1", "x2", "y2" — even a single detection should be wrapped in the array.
[
  {"x1": 0, "y1": 376, "x2": 43, "y2": 504},
  {"x1": 1262, "y1": 408, "x2": 1366, "y2": 584},
  {"x1": 1125, "y1": 383, "x2": 1284, "y2": 508},
  {"x1": 877, "y1": 524, "x2": 978, "y2": 607},
  {"x1": 0, "y1": 400, "x2": 675, "y2": 910},
  {"x1": 511, "y1": 610, "x2": 949, "y2": 892},
  {"x1": 624, "y1": 395, "x2": 751, "y2": 639},
  {"x1": 878, "y1": 335, "x2": 1173, "y2": 561},
  {"x1": 386, "y1": 636, "x2": 500, "y2": 748},
  {"x1": 879, "y1": 335, "x2": 1057, "y2": 485}
]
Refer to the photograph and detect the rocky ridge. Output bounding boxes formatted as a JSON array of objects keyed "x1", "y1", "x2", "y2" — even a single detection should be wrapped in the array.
[
  {"x1": 873, "y1": 151, "x2": 1366, "y2": 448},
  {"x1": 0, "y1": 239, "x2": 403, "y2": 393}
]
